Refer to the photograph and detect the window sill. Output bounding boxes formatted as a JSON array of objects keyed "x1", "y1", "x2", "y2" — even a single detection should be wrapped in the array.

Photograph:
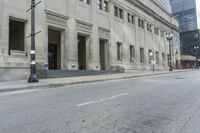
[
  {"x1": 130, "y1": 61, "x2": 135, "y2": 65},
  {"x1": 117, "y1": 60, "x2": 123, "y2": 64},
  {"x1": 128, "y1": 23, "x2": 135, "y2": 28},
  {"x1": 78, "y1": 1, "x2": 92, "y2": 9},
  {"x1": 9, "y1": 50, "x2": 27, "y2": 57},
  {"x1": 138, "y1": 28, "x2": 144, "y2": 32},
  {"x1": 98, "y1": 10, "x2": 110, "y2": 17},
  {"x1": 147, "y1": 31, "x2": 153, "y2": 35},
  {"x1": 115, "y1": 17, "x2": 124, "y2": 23}
]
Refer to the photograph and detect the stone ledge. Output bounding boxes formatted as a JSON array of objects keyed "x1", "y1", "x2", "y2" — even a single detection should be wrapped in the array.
[{"x1": 9, "y1": 50, "x2": 27, "y2": 57}]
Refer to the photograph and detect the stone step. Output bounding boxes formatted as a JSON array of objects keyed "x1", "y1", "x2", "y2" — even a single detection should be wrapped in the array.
[{"x1": 36, "y1": 70, "x2": 121, "y2": 79}]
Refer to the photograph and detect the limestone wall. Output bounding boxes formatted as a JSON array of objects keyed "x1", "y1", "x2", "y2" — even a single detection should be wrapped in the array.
[{"x1": 0, "y1": 0, "x2": 181, "y2": 81}]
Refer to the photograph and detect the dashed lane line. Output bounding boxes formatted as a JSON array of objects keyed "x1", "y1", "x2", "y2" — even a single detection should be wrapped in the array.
[{"x1": 76, "y1": 93, "x2": 129, "y2": 107}]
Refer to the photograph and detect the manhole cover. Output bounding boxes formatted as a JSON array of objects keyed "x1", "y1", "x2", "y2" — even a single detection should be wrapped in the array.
[{"x1": 175, "y1": 77, "x2": 185, "y2": 80}]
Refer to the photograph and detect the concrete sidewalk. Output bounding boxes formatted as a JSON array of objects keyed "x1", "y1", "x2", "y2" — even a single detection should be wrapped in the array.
[{"x1": 0, "y1": 69, "x2": 193, "y2": 92}]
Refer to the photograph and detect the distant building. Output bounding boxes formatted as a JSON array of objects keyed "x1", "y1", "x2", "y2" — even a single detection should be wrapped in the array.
[
  {"x1": 170, "y1": 0, "x2": 200, "y2": 67},
  {"x1": 153, "y1": 0, "x2": 172, "y2": 13},
  {"x1": 171, "y1": 0, "x2": 198, "y2": 31},
  {"x1": 0, "y1": 0, "x2": 180, "y2": 81}
]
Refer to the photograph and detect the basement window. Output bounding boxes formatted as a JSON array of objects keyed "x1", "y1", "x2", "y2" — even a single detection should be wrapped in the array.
[{"x1": 9, "y1": 19, "x2": 25, "y2": 54}]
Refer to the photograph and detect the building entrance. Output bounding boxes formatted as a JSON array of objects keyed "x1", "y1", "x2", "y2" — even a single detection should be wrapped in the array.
[
  {"x1": 48, "y1": 29, "x2": 61, "y2": 70},
  {"x1": 48, "y1": 43, "x2": 58, "y2": 69},
  {"x1": 99, "y1": 39, "x2": 109, "y2": 70},
  {"x1": 78, "y1": 35, "x2": 87, "y2": 70}
]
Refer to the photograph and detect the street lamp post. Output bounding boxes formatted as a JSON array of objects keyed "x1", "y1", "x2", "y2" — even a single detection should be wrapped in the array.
[
  {"x1": 166, "y1": 34, "x2": 173, "y2": 71},
  {"x1": 28, "y1": 0, "x2": 39, "y2": 83},
  {"x1": 194, "y1": 46, "x2": 199, "y2": 68}
]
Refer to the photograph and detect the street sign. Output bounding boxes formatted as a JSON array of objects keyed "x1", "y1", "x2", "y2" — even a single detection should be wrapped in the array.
[{"x1": 151, "y1": 60, "x2": 156, "y2": 65}]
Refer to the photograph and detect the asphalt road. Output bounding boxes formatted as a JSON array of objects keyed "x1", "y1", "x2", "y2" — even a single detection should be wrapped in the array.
[{"x1": 0, "y1": 71, "x2": 200, "y2": 133}]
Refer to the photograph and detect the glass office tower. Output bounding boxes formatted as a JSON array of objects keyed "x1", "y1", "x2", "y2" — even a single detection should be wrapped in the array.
[
  {"x1": 170, "y1": 0, "x2": 197, "y2": 32},
  {"x1": 196, "y1": 0, "x2": 200, "y2": 29},
  {"x1": 170, "y1": 0, "x2": 200, "y2": 65}
]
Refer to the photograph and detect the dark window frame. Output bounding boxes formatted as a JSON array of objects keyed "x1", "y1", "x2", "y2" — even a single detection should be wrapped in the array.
[
  {"x1": 9, "y1": 18, "x2": 25, "y2": 54},
  {"x1": 117, "y1": 42, "x2": 122, "y2": 61}
]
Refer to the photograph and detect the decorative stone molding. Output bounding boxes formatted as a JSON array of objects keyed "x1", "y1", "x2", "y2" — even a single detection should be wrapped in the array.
[
  {"x1": 45, "y1": 10, "x2": 69, "y2": 27},
  {"x1": 9, "y1": 50, "x2": 27, "y2": 57},
  {"x1": 126, "y1": 0, "x2": 179, "y2": 32},
  {"x1": 99, "y1": 27, "x2": 110, "y2": 38},
  {"x1": 76, "y1": 20, "x2": 93, "y2": 33}
]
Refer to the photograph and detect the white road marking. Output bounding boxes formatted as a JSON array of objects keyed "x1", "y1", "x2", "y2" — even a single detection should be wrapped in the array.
[
  {"x1": 77, "y1": 93, "x2": 129, "y2": 107},
  {"x1": 77, "y1": 98, "x2": 106, "y2": 107},
  {"x1": 107, "y1": 93, "x2": 129, "y2": 100},
  {"x1": 0, "y1": 89, "x2": 39, "y2": 96}
]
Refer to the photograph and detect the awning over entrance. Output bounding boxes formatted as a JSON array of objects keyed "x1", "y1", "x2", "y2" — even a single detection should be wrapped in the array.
[{"x1": 180, "y1": 55, "x2": 196, "y2": 61}]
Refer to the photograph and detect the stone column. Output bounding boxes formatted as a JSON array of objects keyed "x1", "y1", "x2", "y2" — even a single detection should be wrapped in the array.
[
  {"x1": 91, "y1": 0, "x2": 100, "y2": 70},
  {"x1": 134, "y1": 16, "x2": 139, "y2": 69},
  {"x1": 109, "y1": 1, "x2": 115, "y2": 68},
  {"x1": 0, "y1": 0, "x2": 5, "y2": 58},
  {"x1": 123, "y1": 10, "x2": 129, "y2": 67},
  {"x1": 66, "y1": 0, "x2": 78, "y2": 70}
]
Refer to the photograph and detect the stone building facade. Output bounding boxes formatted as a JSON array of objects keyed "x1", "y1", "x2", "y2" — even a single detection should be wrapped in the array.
[{"x1": 0, "y1": 0, "x2": 180, "y2": 81}]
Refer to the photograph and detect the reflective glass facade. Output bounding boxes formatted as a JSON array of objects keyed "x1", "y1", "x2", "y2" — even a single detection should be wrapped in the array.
[
  {"x1": 170, "y1": 0, "x2": 197, "y2": 32},
  {"x1": 196, "y1": 0, "x2": 200, "y2": 29},
  {"x1": 170, "y1": 0, "x2": 200, "y2": 59}
]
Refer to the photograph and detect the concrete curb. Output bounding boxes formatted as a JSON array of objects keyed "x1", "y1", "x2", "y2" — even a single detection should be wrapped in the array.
[{"x1": 0, "y1": 70, "x2": 193, "y2": 93}]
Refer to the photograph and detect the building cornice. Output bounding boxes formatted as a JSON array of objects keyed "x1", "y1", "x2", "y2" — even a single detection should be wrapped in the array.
[
  {"x1": 44, "y1": 10, "x2": 69, "y2": 20},
  {"x1": 126, "y1": 0, "x2": 179, "y2": 32},
  {"x1": 151, "y1": 0, "x2": 171, "y2": 15}
]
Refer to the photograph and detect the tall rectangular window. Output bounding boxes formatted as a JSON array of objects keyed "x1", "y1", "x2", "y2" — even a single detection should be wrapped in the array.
[
  {"x1": 147, "y1": 23, "x2": 152, "y2": 32},
  {"x1": 119, "y1": 8, "x2": 123, "y2": 19},
  {"x1": 9, "y1": 19, "x2": 25, "y2": 54},
  {"x1": 130, "y1": 45, "x2": 135, "y2": 62},
  {"x1": 128, "y1": 13, "x2": 131, "y2": 23},
  {"x1": 142, "y1": 20, "x2": 144, "y2": 28},
  {"x1": 140, "y1": 48, "x2": 144, "y2": 63},
  {"x1": 138, "y1": 18, "x2": 144, "y2": 29},
  {"x1": 98, "y1": 0, "x2": 109, "y2": 12},
  {"x1": 162, "y1": 53, "x2": 165, "y2": 65},
  {"x1": 160, "y1": 30, "x2": 165, "y2": 38},
  {"x1": 117, "y1": 42, "x2": 122, "y2": 61},
  {"x1": 97, "y1": 0, "x2": 102, "y2": 10},
  {"x1": 154, "y1": 27, "x2": 159, "y2": 35},
  {"x1": 131, "y1": 15, "x2": 135, "y2": 24},
  {"x1": 114, "y1": 6, "x2": 123, "y2": 19},
  {"x1": 103, "y1": 1, "x2": 108, "y2": 12},
  {"x1": 156, "y1": 51, "x2": 159, "y2": 64},
  {"x1": 114, "y1": 6, "x2": 118, "y2": 17},
  {"x1": 128, "y1": 13, "x2": 135, "y2": 25},
  {"x1": 138, "y1": 19, "x2": 140, "y2": 27},
  {"x1": 148, "y1": 50, "x2": 154, "y2": 64}
]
